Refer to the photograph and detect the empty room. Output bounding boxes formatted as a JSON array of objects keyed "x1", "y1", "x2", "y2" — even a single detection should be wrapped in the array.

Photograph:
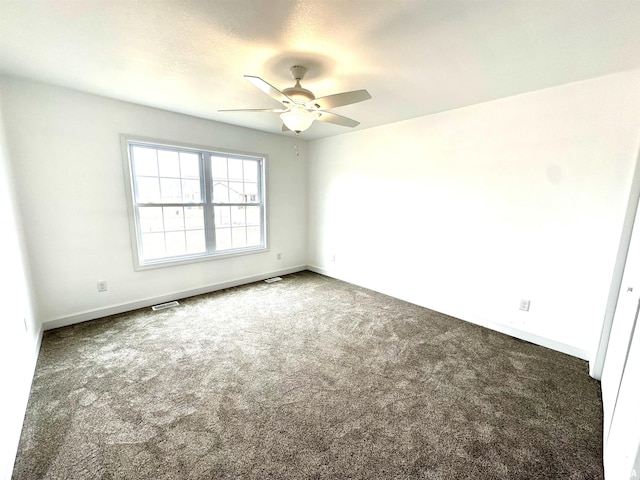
[{"x1": 1, "y1": 1, "x2": 640, "y2": 478}]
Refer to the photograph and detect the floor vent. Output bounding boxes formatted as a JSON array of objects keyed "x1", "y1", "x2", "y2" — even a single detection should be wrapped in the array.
[
  {"x1": 151, "y1": 301, "x2": 180, "y2": 311},
  {"x1": 264, "y1": 277, "x2": 282, "y2": 284}
]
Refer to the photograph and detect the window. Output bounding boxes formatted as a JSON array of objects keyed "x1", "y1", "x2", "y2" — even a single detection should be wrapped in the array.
[{"x1": 121, "y1": 136, "x2": 267, "y2": 269}]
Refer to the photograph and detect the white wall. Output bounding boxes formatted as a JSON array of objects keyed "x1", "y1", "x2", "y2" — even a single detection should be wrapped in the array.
[
  {"x1": 307, "y1": 69, "x2": 640, "y2": 360},
  {"x1": 0, "y1": 77, "x2": 307, "y2": 327},
  {"x1": 0, "y1": 88, "x2": 40, "y2": 480}
]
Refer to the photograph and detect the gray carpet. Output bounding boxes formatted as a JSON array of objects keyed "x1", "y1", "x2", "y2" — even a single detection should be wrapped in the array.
[{"x1": 13, "y1": 271, "x2": 603, "y2": 479}]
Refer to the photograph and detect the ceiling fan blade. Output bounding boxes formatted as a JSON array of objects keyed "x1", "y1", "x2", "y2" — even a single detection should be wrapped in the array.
[
  {"x1": 316, "y1": 111, "x2": 360, "y2": 128},
  {"x1": 310, "y1": 89, "x2": 371, "y2": 110},
  {"x1": 218, "y1": 108, "x2": 286, "y2": 113},
  {"x1": 245, "y1": 75, "x2": 294, "y2": 105}
]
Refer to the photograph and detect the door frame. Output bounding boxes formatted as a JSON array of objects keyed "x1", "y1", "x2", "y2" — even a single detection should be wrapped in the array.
[{"x1": 591, "y1": 151, "x2": 640, "y2": 379}]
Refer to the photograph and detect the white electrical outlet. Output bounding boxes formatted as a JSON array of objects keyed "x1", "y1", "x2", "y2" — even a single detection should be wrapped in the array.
[
  {"x1": 519, "y1": 299, "x2": 530, "y2": 311},
  {"x1": 277, "y1": 253, "x2": 282, "y2": 260},
  {"x1": 97, "y1": 280, "x2": 108, "y2": 292}
]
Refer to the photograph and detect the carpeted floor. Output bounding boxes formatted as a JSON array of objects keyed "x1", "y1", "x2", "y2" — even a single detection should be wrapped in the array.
[{"x1": 12, "y1": 271, "x2": 603, "y2": 479}]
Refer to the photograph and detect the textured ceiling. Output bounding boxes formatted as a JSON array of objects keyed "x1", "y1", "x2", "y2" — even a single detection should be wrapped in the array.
[{"x1": 1, "y1": 0, "x2": 640, "y2": 140}]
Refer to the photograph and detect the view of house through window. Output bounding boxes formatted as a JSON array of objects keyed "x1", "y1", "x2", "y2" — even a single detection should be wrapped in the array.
[
  {"x1": 123, "y1": 138, "x2": 266, "y2": 269},
  {"x1": 211, "y1": 155, "x2": 262, "y2": 251}
]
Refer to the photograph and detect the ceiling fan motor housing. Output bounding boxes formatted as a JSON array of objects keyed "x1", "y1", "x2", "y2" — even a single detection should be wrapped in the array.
[
  {"x1": 282, "y1": 85, "x2": 315, "y2": 102},
  {"x1": 282, "y1": 65, "x2": 315, "y2": 102}
]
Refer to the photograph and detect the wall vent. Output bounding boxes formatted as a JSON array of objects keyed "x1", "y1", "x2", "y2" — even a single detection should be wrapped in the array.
[
  {"x1": 264, "y1": 277, "x2": 282, "y2": 283},
  {"x1": 151, "y1": 301, "x2": 180, "y2": 311}
]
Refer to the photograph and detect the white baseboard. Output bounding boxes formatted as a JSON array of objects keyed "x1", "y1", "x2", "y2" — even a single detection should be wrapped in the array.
[
  {"x1": 306, "y1": 264, "x2": 330, "y2": 276},
  {"x1": 33, "y1": 324, "x2": 43, "y2": 364},
  {"x1": 307, "y1": 264, "x2": 589, "y2": 361},
  {"x1": 42, "y1": 263, "x2": 588, "y2": 361},
  {"x1": 4, "y1": 323, "x2": 43, "y2": 480},
  {"x1": 42, "y1": 265, "x2": 307, "y2": 331},
  {"x1": 462, "y1": 316, "x2": 589, "y2": 360}
]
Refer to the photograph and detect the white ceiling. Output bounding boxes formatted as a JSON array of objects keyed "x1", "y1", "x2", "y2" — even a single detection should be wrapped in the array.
[{"x1": 1, "y1": 0, "x2": 639, "y2": 140}]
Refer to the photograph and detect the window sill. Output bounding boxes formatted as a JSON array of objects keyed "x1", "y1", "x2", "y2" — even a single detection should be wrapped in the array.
[{"x1": 134, "y1": 246, "x2": 269, "y2": 271}]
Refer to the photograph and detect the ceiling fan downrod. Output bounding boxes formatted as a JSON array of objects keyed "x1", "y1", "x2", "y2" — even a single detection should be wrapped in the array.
[{"x1": 282, "y1": 65, "x2": 315, "y2": 103}]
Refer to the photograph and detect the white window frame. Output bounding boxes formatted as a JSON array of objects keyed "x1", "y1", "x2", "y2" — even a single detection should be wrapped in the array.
[{"x1": 120, "y1": 135, "x2": 268, "y2": 270}]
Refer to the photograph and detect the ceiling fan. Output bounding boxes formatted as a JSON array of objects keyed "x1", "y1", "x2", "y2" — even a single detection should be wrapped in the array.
[{"x1": 220, "y1": 65, "x2": 372, "y2": 134}]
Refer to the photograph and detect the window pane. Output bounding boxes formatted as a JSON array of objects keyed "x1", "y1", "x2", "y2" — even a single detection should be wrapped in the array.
[
  {"x1": 136, "y1": 177, "x2": 161, "y2": 203},
  {"x1": 231, "y1": 227, "x2": 247, "y2": 248},
  {"x1": 213, "y1": 182, "x2": 229, "y2": 203},
  {"x1": 180, "y1": 152, "x2": 200, "y2": 179},
  {"x1": 247, "y1": 226, "x2": 261, "y2": 246},
  {"x1": 243, "y1": 160, "x2": 258, "y2": 182},
  {"x1": 139, "y1": 207, "x2": 164, "y2": 232},
  {"x1": 211, "y1": 156, "x2": 227, "y2": 180},
  {"x1": 216, "y1": 228, "x2": 231, "y2": 250},
  {"x1": 231, "y1": 206, "x2": 246, "y2": 226},
  {"x1": 158, "y1": 150, "x2": 180, "y2": 177},
  {"x1": 160, "y1": 178, "x2": 182, "y2": 202},
  {"x1": 228, "y1": 158, "x2": 243, "y2": 181},
  {"x1": 246, "y1": 206, "x2": 261, "y2": 226},
  {"x1": 163, "y1": 207, "x2": 184, "y2": 231},
  {"x1": 132, "y1": 146, "x2": 158, "y2": 176},
  {"x1": 214, "y1": 206, "x2": 231, "y2": 227},
  {"x1": 229, "y1": 182, "x2": 245, "y2": 203},
  {"x1": 186, "y1": 230, "x2": 206, "y2": 254},
  {"x1": 141, "y1": 232, "x2": 165, "y2": 260},
  {"x1": 165, "y1": 231, "x2": 186, "y2": 256},
  {"x1": 182, "y1": 179, "x2": 201, "y2": 202},
  {"x1": 184, "y1": 206, "x2": 204, "y2": 229}
]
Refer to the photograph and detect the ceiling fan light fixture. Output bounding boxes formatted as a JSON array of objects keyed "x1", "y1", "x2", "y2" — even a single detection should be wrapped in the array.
[{"x1": 280, "y1": 105, "x2": 316, "y2": 133}]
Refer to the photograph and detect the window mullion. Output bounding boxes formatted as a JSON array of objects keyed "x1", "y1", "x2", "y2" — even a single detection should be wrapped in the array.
[
  {"x1": 258, "y1": 158, "x2": 265, "y2": 246},
  {"x1": 202, "y1": 153, "x2": 216, "y2": 253}
]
